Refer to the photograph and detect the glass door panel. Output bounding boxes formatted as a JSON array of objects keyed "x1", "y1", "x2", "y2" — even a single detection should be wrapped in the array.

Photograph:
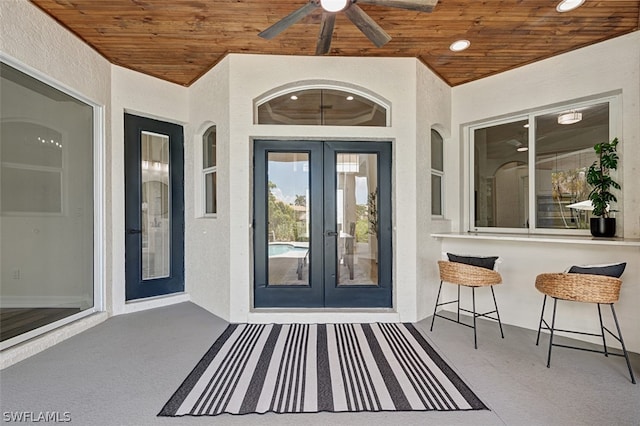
[
  {"x1": 1, "y1": 63, "x2": 95, "y2": 347},
  {"x1": 254, "y1": 142, "x2": 324, "y2": 308},
  {"x1": 267, "y1": 152, "x2": 310, "y2": 286},
  {"x1": 141, "y1": 132, "x2": 171, "y2": 280},
  {"x1": 335, "y1": 153, "x2": 379, "y2": 286}
]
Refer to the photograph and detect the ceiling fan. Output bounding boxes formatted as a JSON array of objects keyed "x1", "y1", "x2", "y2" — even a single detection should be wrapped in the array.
[{"x1": 258, "y1": 0, "x2": 439, "y2": 55}]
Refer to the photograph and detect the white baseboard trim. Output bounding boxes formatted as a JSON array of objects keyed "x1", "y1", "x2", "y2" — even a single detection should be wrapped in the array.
[
  {"x1": 247, "y1": 310, "x2": 401, "y2": 324},
  {"x1": 120, "y1": 292, "x2": 190, "y2": 315}
]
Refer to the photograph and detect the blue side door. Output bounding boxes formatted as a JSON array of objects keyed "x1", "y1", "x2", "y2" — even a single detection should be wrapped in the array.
[{"x1": 124, "y1": 113, "x2": 184, "y2": 300}]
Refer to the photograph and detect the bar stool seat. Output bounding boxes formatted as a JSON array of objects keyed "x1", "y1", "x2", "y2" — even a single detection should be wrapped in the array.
[
  {"x1": 535, "y1": 272, "x2": 636, "y2": 384},
  {"x1": 430, "y1": 260, "x2": 504, "y2": 349}
]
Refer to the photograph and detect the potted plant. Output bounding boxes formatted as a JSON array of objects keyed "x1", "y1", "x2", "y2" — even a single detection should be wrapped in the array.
[{"x1": 586, "y1": 137, "x2": 620, "y2": 237}]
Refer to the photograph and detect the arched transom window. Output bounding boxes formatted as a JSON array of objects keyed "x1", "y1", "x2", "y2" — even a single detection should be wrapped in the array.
[{"x1": 256, "y1": 87, "x2": 388, "y2": 126}]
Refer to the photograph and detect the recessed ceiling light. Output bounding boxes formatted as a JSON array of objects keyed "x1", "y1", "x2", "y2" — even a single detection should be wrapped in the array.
[
  {"x1": 290, "y1": 95, "x2": 298, "y2": 100},
  {"x1": 517, "y1": 146, "x2": 529, "y2": 152},
  {"x1": 346, "y1": 96, "x2": 354, "y2": 101},
  {"x1": 449, "y1": 39, "x2": 470, "y2": 52},
  {"x1": 556, "y1": 0, "x2": 585, "y2": 13}
]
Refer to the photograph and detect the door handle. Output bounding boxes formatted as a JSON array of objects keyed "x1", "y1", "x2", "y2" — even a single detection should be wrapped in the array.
[
  {"x1": 325, "y1": 231, "x2": 338, "y2": 237},
  {"x1": 127, "y1": 229, "x2": 142, "y2": 234}
]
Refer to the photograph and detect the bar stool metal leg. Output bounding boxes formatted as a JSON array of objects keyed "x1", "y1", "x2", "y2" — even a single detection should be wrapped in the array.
[
  {"x1": 546, "y1": 298, "x2": 558, "y2": 368},
  {"x1": 491, "y1": 286, "x2": 504, "y2": 339},
  {"x1": 609, "y1": 304, "x2": 636, "y2": 384},
  {"x1": 536, "y1": 295, "x2": 547, "y2": 346},
  {"x1": 457, "y1": 285, "x2": 461, "y2": 322},
  {"x1": 472, "y1": 287, "x2": 477, "y2": 350},
  {"x1": 430, "y1": 280, "x2": 444, "y2": 332},
  {"x1": 597, "y1": 303, "x2": 608, "y2": 357}
]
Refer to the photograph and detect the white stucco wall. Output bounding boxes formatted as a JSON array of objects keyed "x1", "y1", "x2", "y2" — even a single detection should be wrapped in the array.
[
  {"x1": 109, "y1": 65, "x2": 190, "y2": 315},
  {"x1": 0, "y1": 1, "x2": 110, "y2": 102},
  {"x1": 415, "y1": 62, "x2": 453, "y2": 320},
  {"x1": 186, "y1": 58, "x2": 231, "y2": 320},
  {"x1": 442, "y1": 32, "x2": 640, "y2": 352}
]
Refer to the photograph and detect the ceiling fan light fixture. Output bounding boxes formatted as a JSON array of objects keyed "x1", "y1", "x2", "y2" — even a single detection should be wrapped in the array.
[
  {"x1": 558, "y1": 111, "x2": 582, "y2": 124},
  {"x1": 556, "y1": 0, "x2": 585, "y2": 13},
  {"x1": 320, "y1": 0, "x2": 349, "y2": 13},
  {"x1": 449, "y1": 39, "x2": 470, "y2": 52}
]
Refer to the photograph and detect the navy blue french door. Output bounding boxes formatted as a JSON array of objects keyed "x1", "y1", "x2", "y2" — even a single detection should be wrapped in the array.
[
  {"x1": 254, "y1": 140, "x2": 392, "y2": 308},
  {"x1": 124, "y1": 114, "x2": 184, "y2": 301}
]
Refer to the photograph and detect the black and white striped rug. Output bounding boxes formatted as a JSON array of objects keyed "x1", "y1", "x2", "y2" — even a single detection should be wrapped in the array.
[{"x1": 159, "y1": 323, "x2": 486, "y2": 416}]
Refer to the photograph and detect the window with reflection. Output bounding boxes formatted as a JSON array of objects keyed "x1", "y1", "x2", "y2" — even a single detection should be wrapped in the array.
[
  {"x1": 534, "y1": 103, "x2": 608, "y2": 229},
  {"x1": 1, "y1": 122, "x2": 63, "y2": 213},
  {"x1": 267, "y1": 152, "x2": 310, "y2": 286},
  {"x1": 1, "y1": 61, "x2": 96, "y2": 346},
  {"x1": 257, "y1": 89, "x2": 387, "y2": 126},
  {"x1": 202, "y1": 126, "x2": 217, "y2": 215},
  {"x1": 431, "y1": 129, "x2": 444, "y2": 216},
  {"x1": 473, "y1": 119, "x2": 529, "y2": 229},
  {"x1": 470, "y1": 98, "x2": 616, "y2": 233},
  {"x1": 141, "y1": 132, "x2": 170, "y2": 280},
  {"x1": 335, "y1": 152, "x2": 379, "y2": 286}
]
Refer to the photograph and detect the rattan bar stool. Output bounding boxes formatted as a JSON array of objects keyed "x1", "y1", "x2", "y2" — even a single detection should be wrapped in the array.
[
  {"x1": 535, "y1": 272, "x2": 636, "y2": 384},
  {"x1": 430, "y1": 260, "x2": 504, "y2": 349}
]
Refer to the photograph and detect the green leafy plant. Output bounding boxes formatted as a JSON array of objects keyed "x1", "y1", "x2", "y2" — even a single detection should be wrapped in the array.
[
  {"x1": 586, "y1": 138, "x2": 620, "y2": 218},
  {"x1": 367, "y1": 189, "x2": 378, "y2": 238}
]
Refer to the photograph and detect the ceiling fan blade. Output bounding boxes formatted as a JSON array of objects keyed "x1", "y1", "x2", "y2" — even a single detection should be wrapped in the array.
[
  {"x1": 344, "y1": 5, "x2": 391, "y2": 48},
  {"x1": 316, "y1": 13, "x2": 336, "y2": 55},
  {"x1": 258, "y1": 1, "x2": 318, "y2": 40},
  {"x1": 356, "y1": 0, "x2": 438, "y2": 13}
]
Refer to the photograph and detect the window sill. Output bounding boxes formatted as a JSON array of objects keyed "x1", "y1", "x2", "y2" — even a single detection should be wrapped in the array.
[
  {"x1": 198, "y1": 213, "x2": 217, "y2": 219},
  {"x1": 431, "y1": 232, "x2": 640, "y2": 247}
]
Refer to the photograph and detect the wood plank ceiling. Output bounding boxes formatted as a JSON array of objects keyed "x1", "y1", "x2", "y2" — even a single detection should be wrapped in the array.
[{"x1": 30, "y1": 0, "x2": 640, "y2": 87}]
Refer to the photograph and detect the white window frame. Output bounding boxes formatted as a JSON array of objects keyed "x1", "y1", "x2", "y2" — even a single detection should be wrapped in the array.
[
  {"x1": 202, "y1": 125, "x2": 217, "y2": 217},
  {"x1": 0, "y1": 53, "x2": 104, "y2": 351},
  {"x1": 431, "y1": 128, "x2": 444, "y2": 218},
  {"x1": 467, "y1": 94, "x2": 621, "y2": 235}
]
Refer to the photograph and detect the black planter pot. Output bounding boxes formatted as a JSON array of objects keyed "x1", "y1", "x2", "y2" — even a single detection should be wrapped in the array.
[{"x1": 590, "y1": 217, "x2": 616, "y2": 238}]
